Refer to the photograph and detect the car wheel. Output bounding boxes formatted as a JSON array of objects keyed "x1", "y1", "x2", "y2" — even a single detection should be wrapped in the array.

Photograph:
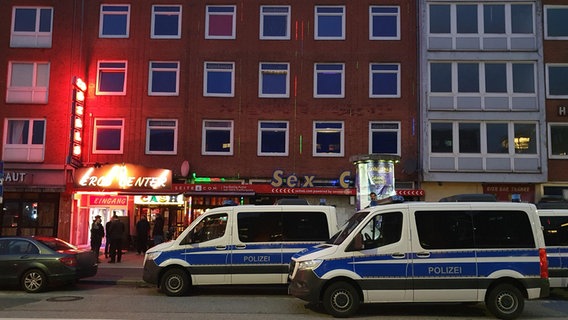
[
  {"x1": 161, "y1": 268, "x2": 190, "y2": 296},
  {"x1": 322, "y1": 281, "x2": 360, "y2": 318},
  {"x1": 486, "y1": 283, "x2": 524, "y2": 320},
  {"x1": 22, "y1": 269, "x2": 47, "y2": 293}
]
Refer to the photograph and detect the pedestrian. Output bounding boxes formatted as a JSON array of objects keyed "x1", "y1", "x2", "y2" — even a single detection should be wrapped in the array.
[
  {"x1": 152, "y1": 214, "x2": 165, "y2": 245},
  {"x1": 107, "y1": 213, "x2": 125, "y2": 263},
  {"x1": 90, "y1": 215, "x2": 104, "y2": 262},
  {"x1": 136, "y1": 214, "x2": 150, "y2": 255},
  {"x1": 104, "y1": 219, "x2": 112, "y2": 258},
  {"x1": 369, "y1": 192, "x2": 378, "y2": 207}
]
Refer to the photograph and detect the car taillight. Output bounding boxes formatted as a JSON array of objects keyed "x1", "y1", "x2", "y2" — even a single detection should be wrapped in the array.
[
  {"x1": 59, "y1": 256, "x2": 77, "y2": 267},
  {"x1": 539, "y1": 248, "x2": 548, "y2": 279}
]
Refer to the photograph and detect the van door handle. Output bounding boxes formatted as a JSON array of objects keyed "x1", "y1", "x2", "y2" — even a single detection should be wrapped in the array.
[
  {"x1": 416, "y1": 252, "x2": 431, "y2": 258},
  {"x1": 215, "y1": 245, "x2": 227, "y2": 250},
  {"x1": 235, "y1": 244, "x2": 246, "y2": 249},
  {"x1": 391, "y1": 253, "x2": 405, "y2": 259}
]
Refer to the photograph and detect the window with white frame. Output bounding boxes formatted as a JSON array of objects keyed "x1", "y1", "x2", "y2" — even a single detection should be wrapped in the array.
[
  {"x1": 10, "y1": 7, "x2": 53, "y2": 48},
  {"x1": 258, "y1": 121, "x2": 289, "y2": 156},
  {"x1": 260, "y1": 5, "x2": 290, "y2": 40},
  {"x1": 6, "y1": 62, "x2": 50, "y2": 104},
  {"x1": 3, "y1": 119, "x2": 46, "y2": 162},
  {"x1": 546, "y1": 64, "x2": 568, "y2": 98},
  {"x1": 146, "y1": 119, "x2": 178, "y2": 155},
  {"x1": 369, "y1": 122, "x2": 400, "y2": 155},
  {"x1": 259, "y1": 63, "x2": 289, "y2": 98},
  {"x1": 313, "y1": 121, "x2": 344, "y2": 157},
  {"x1": 205, "y1": 5, "x2": 236, "y2": 39},
  {"x1": 93, "y1": 118, "x2": 124, "y2": 154},
  {"x1": 202, "y1": 120, "x2": 234, "y2": 155},
  {"x1": 99, "y1": 4, "x2": 130, "y2": 38},
  {"x1": 369, "y1": 6, "x2": 400, "y2": 40},
  {"x1": 315, "y1": 6, "x2": 345, "y2": 40},
  {"x1": 314, "y1": 63, "x2": 345, "y2": 98},
  {"x1": 96, "y1": 61, "x2": 127, "y2": 95},
  {"x1": 369, "y1": 63, "x2": 400, "y2": 98},
  {"x1": 149, "y1": 61, "x2": 179, "y2": 96},
  {"x1": 545, "y1": 6, "x2": 568, "y2": 39},
  {"x1": 549, "y1": 123, "x2": 568, "y2": 158},
  {"x1": 204, "y1": 62, "x2": 235, "y2": 97},
  {"x1": 151, "y1": 5, "x2": 182, "y2": 39}
]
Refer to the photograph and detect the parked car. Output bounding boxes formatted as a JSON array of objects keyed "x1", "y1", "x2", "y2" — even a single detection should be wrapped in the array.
[{"x1": 0, "y1": 236, "x2": 98, "y2": 292}]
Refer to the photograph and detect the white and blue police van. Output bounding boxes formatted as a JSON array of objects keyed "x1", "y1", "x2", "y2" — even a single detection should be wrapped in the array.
[
  {"x1": 538, "y1": 208, "x2": 568, "y2": 288},
  {"x1": 288, "y1": 199, "x2": 549, "y2": 319},
  {"x1": 143, "y1": 203, "x2": 342, "y2": 296}
]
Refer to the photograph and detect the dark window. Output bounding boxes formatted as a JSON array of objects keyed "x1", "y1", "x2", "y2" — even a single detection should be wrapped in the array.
[
  {"x1": 238, "y1": 212, "x2": 282, "y2": 242},
  {"x1": 183, "y1": 213, "x2": 227, "y2": 244},
  {"x1": 282, "y1": 212, "x2": 329, "y2": 241},
  {"x1": 356, "y1": 212, "x2": 402, "y2": 250},
  {"x1": 539, "y1": 216, "x2": 568, "y2": 246},
  {"x1": 415, "y1": 211, "x2": 474, "y2": 249},
  {"x1": 237, "y1": 211, "x2": 330, "y2": 242},
  {"x1": 473, "y1": 210, "x2": 535, "y2": 248}
]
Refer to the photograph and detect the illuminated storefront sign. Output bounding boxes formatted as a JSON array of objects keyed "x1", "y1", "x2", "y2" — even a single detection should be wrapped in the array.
[
  {"x1": 89, "y1": 195, "x2": 128, "y2": 206},
  {"x1": 270, "y1": 170, "x2": 351, "y2": 188},
  {"x1": 134, "y1": 195, "x2": 184, "y2": 205},
  {"x1": 74, "y1": 163, "x2": 172, "y2": 191}
]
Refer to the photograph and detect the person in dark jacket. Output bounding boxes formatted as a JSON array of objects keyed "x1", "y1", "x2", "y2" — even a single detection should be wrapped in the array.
[
  {"x1": 152, "y1": 214, "x2": 165, "y2": 245},
  {"x1": 104, "y1": 219, "x2": 112, "y2": 258},
  {"x1": 136, "y1": 214, "x2": 151, "y2": 255},
  {"x1": 107, "y1": 214, "x2": 125, "y2": 263},
  {"x1": 90, "y1": 215, "x2": 104, "y2": 262}
]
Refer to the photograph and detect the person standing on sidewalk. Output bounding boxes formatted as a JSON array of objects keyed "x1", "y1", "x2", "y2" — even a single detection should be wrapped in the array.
[
  {"x1": 107, "y1": 213, "x2": 125, "y2": 263},
  {"x1": 136, "y1": 214, "x2": 150, "y2": 255},
  {"x1": 104, "y1": 219, "x2": 112, "y2": 258},
  {"x1": 152, "y1": 214, "x2": 165, "y2": 245},
  {"x1": 90, "y1": 215, "x2": 104, "y2": 262}
]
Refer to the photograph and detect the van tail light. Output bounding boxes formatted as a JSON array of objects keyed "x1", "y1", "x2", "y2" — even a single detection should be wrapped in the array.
[
  {"x1": 59, "y1": 256, "x2": 77, "y2": 267},
  {"x1": 539, "y1": 248, "x2": 548, "y2": 279}
]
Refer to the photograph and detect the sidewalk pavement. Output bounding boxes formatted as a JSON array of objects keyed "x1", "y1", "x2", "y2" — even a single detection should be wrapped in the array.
[{"x1": 81, "y1": 250, "x2": 147, "y2": 286}]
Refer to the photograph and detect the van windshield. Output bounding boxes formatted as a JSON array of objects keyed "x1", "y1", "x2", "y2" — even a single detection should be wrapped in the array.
[{"x1": 327, "y1": 211, "x2": 369, "y2": 245}]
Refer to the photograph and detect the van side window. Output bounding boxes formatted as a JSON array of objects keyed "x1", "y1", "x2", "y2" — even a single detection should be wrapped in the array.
[
  {"x1": 282, "y1": 211, "x2": 329, "y2": 241},
  {"x1": 182, "y1": 213, "x2": 228, "y2": 244},
  {"x1": 415, "y1": 211, "x2": 474, "y2": 249},
  {"x1": 356, "y1": 212, "x2": 402, "y2": 250},
  {"x1": 473, "y1": 210, "x2": 535, "y2": 248},
  {"x1": 238, "y1": 212, "x2": 282, "y2": 242},
  {"x1": 540, "y1": 216, "x2": 568, "y2": 246}
]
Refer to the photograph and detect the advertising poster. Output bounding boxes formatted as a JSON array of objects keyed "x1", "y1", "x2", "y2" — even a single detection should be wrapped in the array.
[{"x1": 354, "y1": 158, "x2": 396, "y2": 210}]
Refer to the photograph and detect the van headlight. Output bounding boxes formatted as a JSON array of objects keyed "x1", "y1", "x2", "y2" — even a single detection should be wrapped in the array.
[
  {"x1": 298, "y1": 259, "x2": 323, "y2": 270},
  {"x1": 145, "y1": 251, "x2": 161, "y2": 261}
]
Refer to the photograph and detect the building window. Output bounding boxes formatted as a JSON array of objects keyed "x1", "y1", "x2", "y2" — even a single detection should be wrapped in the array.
[
  {"x1": 459, "y1": 123, "x2": 481, "y2": 153},
  {"x1": 149, "y1": 61, "x2": 179, "y2": 96},
  {"x1": 369, "y1": 122, "x2": 400, "y2": 155},
  {"x1": 146, "y1": 119, "x2": 177, "y2": 155},
  {"x1": 151, "y1": 5, "x2": 182, "y2": 39},
  {"x1": 315, "y1": 6, "x2": 345, "y2": 40},
  {"x1": 369, "y1": 63, "x2": 400, "y2": 98},
  {"x1": 6, "y1": 62, "x2": 50, "y2": 104},
  {"x1": 93, "y1": 119, "x2": 124, "y2": 154},
  {"x1": 545, "y1": 6, "x2": 568, "y2": 39},
  {"x1": 99, "y1": 4, "x2": 130, "y2": 38},
  {"x1": 202, "y1": 120, "x2": 233, "y2": 155},
  {"x1": 369, "y1": 6, "x2": 400, "y2": 40},
  {"x1": 205, "y1": 5, "x2": 236, "y2": 39},
  {"x1": 259, "y1": 63, "x2": 289, "y2": 98},
  {"x1": 314, "y1": 63, "x2": 344, "y2": 98},
  {"x1": 10, "y1": 7, "x2": 53, "y2": 48},
  {"x1": 549, "y1": 123, "x2": 568, "y2": 158},
  {"x1": 96, "y1": 61, "x2": 127, "y2": 95},
  {"x1": 313, "y1": 121, "x2": 344, "y2": 157},
  {"x1": 3, "y1": 119, "x2": 45, "y2": 162},
  {"x1": 258, "y1": 121, "x2": 289, "y2": 156},
  {"x1": 260, "y1": 5, "x2": 290, "y2": 40},
  {"x1": 204, "y1": 62, "x2": 234, "y2": 97},
  {"x1": 546, "y1": 64, "x2": 568, "y2": 98}
]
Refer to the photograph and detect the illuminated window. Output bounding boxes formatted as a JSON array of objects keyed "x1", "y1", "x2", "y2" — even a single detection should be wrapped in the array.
[
  {"x1": 259, "y1": 63, "x2": 289, "y2": 98},
  {"x1": 6, "y1": 62, "x2": 50, "y2": 104},
  {"x1": 96, "y1": 61, "x2": 127, "y2": 95},
  {"x1": 10, "y1": 7, "x2": 53, "y2": 48},
  {"x1": 546, "y1": 64, "x2": 568, "y2": 98},
  {"x1": 93, "y1": 118, "x2": 124, "y2": 154},
  {"x1": 146, "y1": 119, "x2": 177, "y2": 155},
  {"x1": 369, "y1": 122, "x2": 400, "y2": 155},
  {"x1": 369, "y1": 63, "x2": 400, "y2": 98},
  {"x1": 3, "y1": 119, "x2": 45, "y2": 162},
  {"x1": 149, "y1": 61, "x2": 179, "y2": 96},
  {"x1": 205, "y1": 5, "x2": 236, "y2": 39},
  {"x1": 151, "y1": 5, "x2": 182, "y2": 39},
  {"x1": 314, "y1": 63, "x2": 344, "y2": 98},
  {"x1": 258, "y1": 121, "x2": 289, "y2": 156},
  {"x1": 313, "y1": 121, "x2": 344, "y2": 157},
  {"x1": 204, "y1": 62, "x2": 234, "y2": 97},
  {"x1": 99, "y1": 4, "x2": 130, "y2": 38},
  {"x1": 260, "y1": 5, "x2": 290, "y2": 40},
  {"x1": 315, "y1": 6, "x2": 345, "y2": 40},
  {"x1": 545, "y1": 6, "x2": 568, "y2": 39},
  {"x1": 202, "y1": 120, "x2": 233, "y2": 155},
  {"x1": 369, "y1": 6, "x2": 400, "y2": 40}
]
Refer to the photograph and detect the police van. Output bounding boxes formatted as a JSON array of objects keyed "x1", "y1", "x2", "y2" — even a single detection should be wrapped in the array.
[
  {"x1": 143, "y1": 204, "x2": 342, "y2": 296},
  {"x1": 288, "y1": 199, "x2": 549, "y2": 319},
  {"x1": 537, "y1": 208, "x2": 568, "y2": 288}
]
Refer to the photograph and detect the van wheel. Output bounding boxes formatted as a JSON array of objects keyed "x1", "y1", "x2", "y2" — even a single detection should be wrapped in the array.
[
  {"x1": 21, "y1": 269, "x2": 47, "y2": 293},
  {"x1": 322, "y1": 281, "x2": 360, "y2": 318},
  {"x1": 486, "y1": 283, "x2": 524, "y2": 320},
  {"x1": 161, "y1": 268, "x2": 190, "y2": 296}
]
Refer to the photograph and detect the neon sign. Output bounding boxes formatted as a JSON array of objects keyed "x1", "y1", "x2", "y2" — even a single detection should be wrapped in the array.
[{"x1": 74, "y1": 164, "x2": 172, "y2": 191}]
